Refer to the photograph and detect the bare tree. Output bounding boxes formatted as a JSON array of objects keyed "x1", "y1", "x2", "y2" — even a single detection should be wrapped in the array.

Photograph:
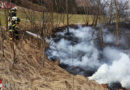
[
  {"x1": 79, "y1": 0, "x2": 90, "y2": 25},
  {"x1": 50, "y1": 0, "x2": 54, "y2": 31},
  {"x1": 41, "y1": 10, "x2": 46, "y2": 67},
  {"x1": 66, "y1": 0, "x2": 69, "y2": 32},
  {"x1": 98, "y1": 0, "x2": 104, "y2": 48},
  {"x1": 114, "y1": 0, "x2": 119, "y2": 46},
  {"x1": 108, "y1": 0, "x2": 113, "y2": 24},
  {"x1": 4, "y1": 8, "x2": 9, "y2": 31}
]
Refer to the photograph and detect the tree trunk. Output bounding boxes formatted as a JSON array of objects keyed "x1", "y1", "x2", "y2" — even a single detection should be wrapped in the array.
[
  {"x1": 98, "y1": 0, "x2": 104, "y2": 48},
  {"x1": 108, "y1": 0, "x2": 113, "y2": 24},
  {"x1": 114, "y1": 0, "x2": 119, "y2": 46},
  {"x1": 66, "y1": 0, "x2": 69, "y2": 33},
  {"x1": 50, "y1": 0, "x2": 54, "y2": 35},
  {"x1": 42, "y1": 11, "x2": 46, "y2": 67},
  {"x1": 4, "y1": 8, "x2": 8, "y2": 31}
]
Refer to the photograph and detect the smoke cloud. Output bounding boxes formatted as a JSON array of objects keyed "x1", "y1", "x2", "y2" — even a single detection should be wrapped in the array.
[
  {"x1": 48, "y1": 27, "x2": 101, "y2": 70},
  {"x1": 47, "y1": 26, "x2": 130, "y2": 89},
  {"x1": 89, "y1": 47, "x2": 130, "y2": 89}
]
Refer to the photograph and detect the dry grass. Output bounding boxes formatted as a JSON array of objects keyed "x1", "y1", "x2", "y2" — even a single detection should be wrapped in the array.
[
  {"x1": 0, "y1": 7, "x2": 95, "y2": 26},
  {"x1": 0, "y1": 31, "x2": 109, "y2": 90}
]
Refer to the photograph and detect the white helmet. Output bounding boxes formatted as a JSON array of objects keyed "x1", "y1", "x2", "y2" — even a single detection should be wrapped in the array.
[
  {"x1": 11, "y1": 7, "x2": 17, "y2": 11},
  {"x1": 12, "y1": 16, "x2": 17, "y2": 21}
]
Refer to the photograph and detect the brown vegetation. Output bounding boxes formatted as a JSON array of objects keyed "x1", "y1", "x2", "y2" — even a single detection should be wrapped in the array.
[{"x1": 0, "y1": 30, "x2": 108, "y2": 90}]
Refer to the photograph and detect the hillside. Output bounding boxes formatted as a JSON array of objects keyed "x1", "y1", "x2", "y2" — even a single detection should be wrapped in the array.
[
  {"x1": 2, "y1": 0, "x2": 45, "y2": 12},
  {"x1": 0, "y1": 30, "x2": 108, "y2": 90},
  {"x1": 7, "y1": 0, "x2": 90, "y2": 13}
]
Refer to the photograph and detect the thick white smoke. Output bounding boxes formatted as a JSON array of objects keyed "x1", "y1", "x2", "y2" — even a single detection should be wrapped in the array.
[
  {"x1": 48, "y1": 27, "x2": 100, "y2": 70},
  {"x1": 89, "y1": 47, "x2": 130, "y2": 89},
  {"x1": 47, "y1": 26, "x2": 130, "y2": 89}
]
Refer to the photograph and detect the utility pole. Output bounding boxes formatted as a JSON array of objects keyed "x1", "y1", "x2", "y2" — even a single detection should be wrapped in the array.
[{"x1": 66, "y1": 0, "x2": 69, "y2": 33}]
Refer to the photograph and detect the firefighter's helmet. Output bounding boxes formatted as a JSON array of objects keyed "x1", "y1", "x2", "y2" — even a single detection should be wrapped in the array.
[{"x1": 11, "y1": 7, "x2": 17, "y2": 11}]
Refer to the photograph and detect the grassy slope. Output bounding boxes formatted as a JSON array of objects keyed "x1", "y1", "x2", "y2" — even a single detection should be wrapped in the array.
[
  {"x1": 0, "y1": 7, "x2": 94, "y2": 26},
  {"x1": 0, "y1": 6, "x2": 108, "y2": 90},
  {"x1": 0, "y1": 32, "x2": 108, "y2": 90}
]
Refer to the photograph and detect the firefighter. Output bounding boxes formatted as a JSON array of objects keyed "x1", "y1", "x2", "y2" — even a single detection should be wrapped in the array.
[
  {"x1": 9, "y1": 16, "x2": 21, "y2": 41},
  {"x1": 8, "y1": 6, "x2": 21, "y2": 41}
]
